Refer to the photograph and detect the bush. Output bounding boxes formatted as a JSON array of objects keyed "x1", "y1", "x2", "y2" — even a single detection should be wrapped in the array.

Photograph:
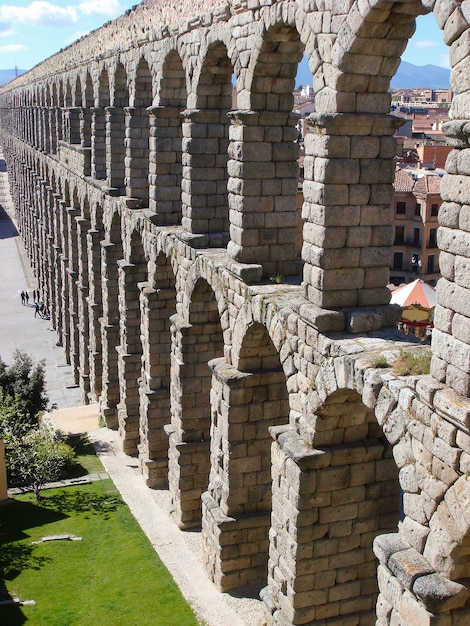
[{"x1": 7, "y1": 427, "x2": 74, "y2": 499}]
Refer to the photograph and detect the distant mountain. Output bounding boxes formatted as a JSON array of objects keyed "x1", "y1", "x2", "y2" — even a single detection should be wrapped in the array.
[
  {"x1": 296, "y1": 57, "x2": 450, "y2": 91},
  {"x1": 391, "y1": 60, "x2": 450, "y2": 89},
  {"x1": 0, "y1": 69, "x2": 27, "y2": 87}
]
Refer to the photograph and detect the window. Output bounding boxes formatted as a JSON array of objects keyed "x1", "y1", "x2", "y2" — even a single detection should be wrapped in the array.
[
  {"x1": 415, "y1": 203, "x2": 421, "y2": 216},
  {"x1": 429, "y1": 228, "x2": 437, "y2": 247},
  {"x1": 394, "y1": 226, "x2": 405, "y2": 244},
  {"x1": 431, "y1": 203, "x2": 439, "y2": 217},
  {"x1": 396, "y1": 202, "x2": 406, "y2": 215},
  {"x1": 427, "y1": 255, "x2": 435, "y2": 273},
  {"x1": 393, "y1": 252, "x2": 403, "y2": 270},
  {"x1": 413, "y1": 228, "x2": 421, "y2": 246}
]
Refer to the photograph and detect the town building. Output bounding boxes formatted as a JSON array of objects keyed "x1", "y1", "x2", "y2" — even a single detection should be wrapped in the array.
[{"x1": 391, "y1": 167, "x2": 442, "y2": 287}]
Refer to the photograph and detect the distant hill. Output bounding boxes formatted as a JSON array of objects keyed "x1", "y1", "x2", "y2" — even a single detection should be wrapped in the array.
[
  {"x1": 0, "y1": 69, "x2": 27, "y2": 87},
  {"x1": 391, "y1": 60, "x2": 450, "y2": 89},
  {"x1": 296, "y1": 57, "x2": 450, "y2": 91}
]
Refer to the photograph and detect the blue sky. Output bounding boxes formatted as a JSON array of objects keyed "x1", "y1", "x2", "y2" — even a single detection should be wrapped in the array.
[{"x1": 0, "y1": 1, "x2": 450, "y2": 72}]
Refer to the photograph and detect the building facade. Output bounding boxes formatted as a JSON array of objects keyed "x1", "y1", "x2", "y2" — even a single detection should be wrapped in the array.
[
  {"x1": 0, "y1": 1, "x2": 469, "y2": 624},
  {"x1": 391, "y1": 168, "x2": 442, "y2": 286}
]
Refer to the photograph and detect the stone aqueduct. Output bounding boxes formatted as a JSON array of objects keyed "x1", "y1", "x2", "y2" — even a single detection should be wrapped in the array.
[{"x1": 1, "y1": 0, "x2": 470, "y2": 623}]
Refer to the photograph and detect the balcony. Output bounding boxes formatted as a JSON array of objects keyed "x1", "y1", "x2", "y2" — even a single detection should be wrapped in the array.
[{"x1": 393, "y1": 237, "x2": 421, "y2": 248}]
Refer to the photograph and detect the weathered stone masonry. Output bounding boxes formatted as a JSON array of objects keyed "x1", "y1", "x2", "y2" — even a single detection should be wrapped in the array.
[{"x1": 1, "y1": 0, "x2": 470, "y2": 624}]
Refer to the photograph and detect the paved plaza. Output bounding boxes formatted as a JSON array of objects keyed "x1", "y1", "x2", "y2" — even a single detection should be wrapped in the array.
[{"x1": 0, "y1": 154, "x2": 266, "y2": 626}]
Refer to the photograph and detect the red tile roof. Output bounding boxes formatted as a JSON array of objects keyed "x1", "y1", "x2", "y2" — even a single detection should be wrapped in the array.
[
  {"x1": 413, "y1": 174, "x2": 441, "y2": 194},
  {"x1": 394, "y1": 168, "x2": 415, "y2": 192}
]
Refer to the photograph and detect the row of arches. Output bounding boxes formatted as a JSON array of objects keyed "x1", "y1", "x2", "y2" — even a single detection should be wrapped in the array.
[
  {"x1": 3, "y1": 143, "x2": 469, "y2": 624},
  {"x1": 0, "y1": 0, "x2": 441, "y2": 309},
  {"x1": 1, "y1": 1, "x2": 470, "y2": 623}
]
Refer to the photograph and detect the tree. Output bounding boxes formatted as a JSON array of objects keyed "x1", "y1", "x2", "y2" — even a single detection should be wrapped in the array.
[
  {"x1": 7, "y1": 427, "x2": 74, "y2": 500},
  {"x1": 0, "y1": 350, "x2": 73, "y2": 499},
  {"x1": 0, "y1": 350, "x2": 48, "y2": 423}
]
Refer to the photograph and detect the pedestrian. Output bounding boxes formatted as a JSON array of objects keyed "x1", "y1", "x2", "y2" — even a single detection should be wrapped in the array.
[
  {"x1": 25, "y1": 291, "x2": 29, "y2": 304},
  {"x1": 34, "y1": 301, "x2": 40, "y2": 317},
  {"x1": 20, "y1": 290, "x2": 25, "y2": 305},
  {"x1": 39, "y1": 301, "x2": 45, "y2": 318}
]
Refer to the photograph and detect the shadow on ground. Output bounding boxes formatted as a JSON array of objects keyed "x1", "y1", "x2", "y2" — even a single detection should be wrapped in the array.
[{"x1": 0, "y1": 498, "x2": 68, "y2": 624}]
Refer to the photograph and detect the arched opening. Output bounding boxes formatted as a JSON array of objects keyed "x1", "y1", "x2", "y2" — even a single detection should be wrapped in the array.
[
  {"x1": 167, "y1": 278, "x2": 224, "y2": 529},
  {"x1": 126, "y1": 57, "x2": 152, "y2": 205},
  {"x1": 92, "y1": 69, "x2": 110, "y2": 181},
  {"x1": 138, "y1": 252, "x2": 176, "y2": 487},
  {"x1": 99, "y1": 211, "x2": 124, "y2": 428},
  {"x1": 116, "y1": 229, "x2": 148, "y2": 454},
  {"x1": 300, "y1": 1, "x2": 424, "y2": 311},
  {"x1": 87, "y1": 201, "x2": 105, "y2": 401},
  {"x1": 149, "y1": 50, "x2": 186, "y2": 224},
  {"x1": 203, "y1": 322, "x2": 289, "y2": 592},
  {"x1": 107, "y1": 63, "x2": 128, "y2": 193},
  {"x1": 181, "y1": 42, "x2": 233, "y2": 242},
  {"x1": 228, "y1": 22, "x2": 304, "y2": 278},
  {"x1": 76, "y1": 196, "x2": 91, "y2": 401},
  {"x1": 267, "y1": 388, "x2": 401, "y2": 624}
]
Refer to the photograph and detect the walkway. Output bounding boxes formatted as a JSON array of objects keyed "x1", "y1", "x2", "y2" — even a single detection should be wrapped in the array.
[{"x1": 0, "y1": 154, "x2": 268, "y2": 626}]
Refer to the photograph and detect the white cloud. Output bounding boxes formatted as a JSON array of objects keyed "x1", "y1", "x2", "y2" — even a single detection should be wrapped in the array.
[
  {"x1": 0, "y1": 43, "x2": 27, "y2": 52},
  {"x1": 0, "y1": 2, "x2": 78, "y2": 28},
  {"x1": 78, "y1": 0, "x2": 123, "y2": 17},
  {"x1": 415, "y1": 40, "x2": 439, "y2": 49}
]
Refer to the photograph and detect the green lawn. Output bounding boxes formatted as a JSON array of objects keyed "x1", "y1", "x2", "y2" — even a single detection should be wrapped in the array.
[{"x1": 0, "y1": 439, "x2": 200, "y2": 625}]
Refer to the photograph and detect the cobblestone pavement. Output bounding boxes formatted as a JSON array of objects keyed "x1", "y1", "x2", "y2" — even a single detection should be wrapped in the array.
[{"x1": 0, "y1": 153, "x2": 267, "y2": 626}]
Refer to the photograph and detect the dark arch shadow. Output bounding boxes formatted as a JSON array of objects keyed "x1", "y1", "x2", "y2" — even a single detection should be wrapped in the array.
[{"x1": 0, "y1": 160, "x2": 19, "y2": 240}]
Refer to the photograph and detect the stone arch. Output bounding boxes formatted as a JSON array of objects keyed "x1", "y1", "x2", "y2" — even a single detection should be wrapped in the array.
[
  {"x1": 91, "y1": 68, "x2": 110, "y2": 180},
  {"x1": 100, "y1": 210, "x2": 124, "y2": 427},
  {"x1": 180, "y1": 41, "x2": 233, "y2": 240},
  {"x1": 87, "y1": 200, "x2": 105, "y2": 401},
  {"x1": 84, "y1": 73, "x2": 94, "y2": 108},
  {"x1": 299, "y1": 1, "x2": 428, "y2": 312},
  {"x1": 167, "y1": 276, "x2": 225, "y2": 529},
  {"x1": 125, "y1": 56, "x2": 152, "y2": 204},
  {"x1": 75, "y1": 195, "x2": 92, "y2": 401},
  {"x1": 148, "y1": 49, "x2": 186, "y2": 223},
  {"x1": 203, "y1": 321, "x2": 290, "y2": 592},
  {"x1": 228, "y1": 20, "x2": 304, "y2": 277},
  {"x1": 107, "y1": 62, "x2": 128, "y2": 192},
  {"x1": 116, "y1": 227, "x2": 148, "y2": 453},
  {"x1": 73, "y1": 75, "x2": 81, "y2": 107},
  {"x1": 138, "y1": 251, "x2": 177, "y2": 488},
  {"x1": 317, "y1": 2, "x2": 423, "y2": 114},
  {"x1": 267, "y1": 384, "x2": 401, "y2": 624},
  {"x1": 64, "y1": 80, "x2": 72, "y2": 107}
]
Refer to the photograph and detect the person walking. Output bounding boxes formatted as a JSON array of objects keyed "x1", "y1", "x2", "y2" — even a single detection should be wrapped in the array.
[
  {"x1": 20, "y1": 290, "x2": 25, "y2": 305},
  {"x1": 34, "y1": 301, "x2": 40, "y2": 317},
  {"x1": 24, "y1": 291, "x2": 29, "y2": 305}
]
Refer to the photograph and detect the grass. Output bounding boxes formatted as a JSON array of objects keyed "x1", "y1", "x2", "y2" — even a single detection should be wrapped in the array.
[
  {"x1": 369, "y1": 349, "x2": 431, "y2": 376},
  {"x1": 393, "y1": 349, "x2": 431, "y2": 376},
  {"x1": 0, "y1": 438, "x2": 200, "y2": 626}
]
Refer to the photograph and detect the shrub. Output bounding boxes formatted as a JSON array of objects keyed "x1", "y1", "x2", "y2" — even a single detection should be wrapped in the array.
[{"x1": 7, "y1": 427, "x2": 74, "y2": 500}]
